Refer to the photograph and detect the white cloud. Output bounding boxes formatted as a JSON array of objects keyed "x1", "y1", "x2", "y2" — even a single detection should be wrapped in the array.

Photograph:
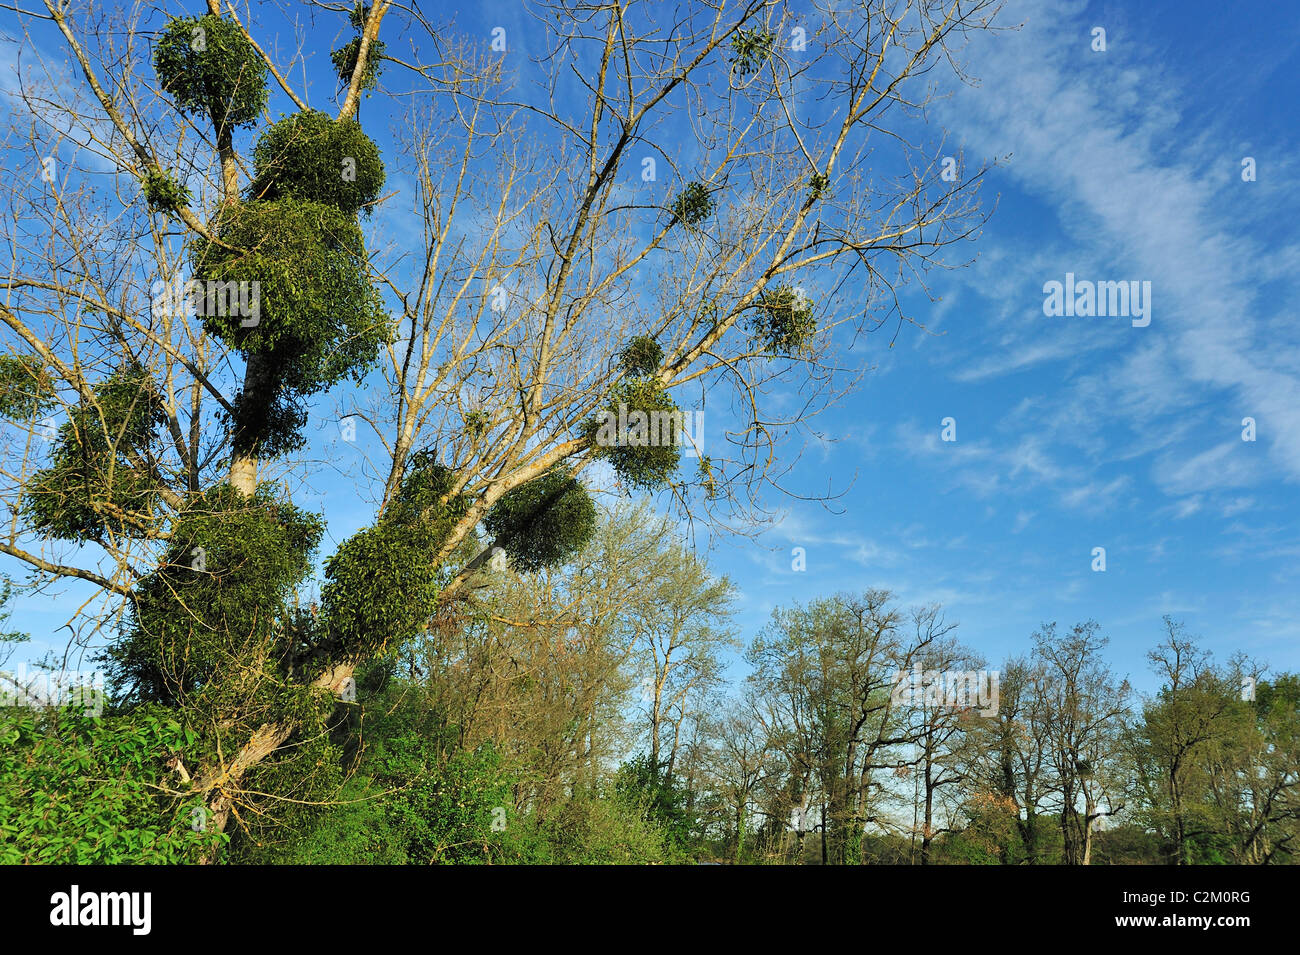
[{"x1": 935, "y1": 0, "x2": 1300, "y2": 496}]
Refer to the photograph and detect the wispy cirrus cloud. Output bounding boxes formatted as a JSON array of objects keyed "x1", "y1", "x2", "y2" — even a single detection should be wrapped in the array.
[{"x1": 934, "y1": 0, "x2": 1300, "y2": 497}]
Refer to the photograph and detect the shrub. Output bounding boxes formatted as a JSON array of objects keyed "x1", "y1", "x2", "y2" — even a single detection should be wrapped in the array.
[
  {"x1": 153, "y1": 14, "x2": 268, "y2": 132},
  {"x1": 669, "y1": 182, "x2": 714, "y2": 228},
  {"x1": 483, "y1": 470, "x2": 596, "y2": 573},
  {"x1": 24, "y1": 368, "x2": 167, "y2": 540},
  {"x1": 0, "y1": 704, "x2": 222, "y2": 864},
  {"x1": 749, "y1": 284, "x2": 817, "y2": 355},
  {"x1": 191, "y1": 197, "x2": 388, "y2": 397},
  {"x1": 584, "y1": 378, "x2": 683, "y2": 490},
  {"x1": 537, "y1": 790, "x2": 680, "y2": 864},
  {"x1": 330, "y1": 4, "x2": 386, "y2": 92},
  {"x1": 248, "y1": 110, "x2": 385, "y2": 216},
  {"x1": 141, "y1": 168, "x2": 191, "y2": 212},
  {"x1": 619, "y1": 335, "x2": 663, "y2": 377},
  {"x1": 319, "y1": 453, "x2": 468, "y2": 658},
  {"x1": 248, "y1": 677, "x2": 533, "y2": 865},
  {"x1": 729, "y1": 29, "x2": 775, "y2": 77},
  {"x1": 107, "y1": 483, "x2": 323, "y2": 704},
  {"x1": 614, "y1": 754, "x2": 694, "y2": 852},
  {"x1": 0, "y1": 355, "x2": 54, "y2": 419}
]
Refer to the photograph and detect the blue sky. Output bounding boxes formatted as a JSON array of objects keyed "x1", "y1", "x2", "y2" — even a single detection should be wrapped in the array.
[
  {"x1": 4, "y1": 0, "x2": 1299, "y2": 695},
  {"x1": 718, "y1": 0, "x2": 1300, "y2": 688}
]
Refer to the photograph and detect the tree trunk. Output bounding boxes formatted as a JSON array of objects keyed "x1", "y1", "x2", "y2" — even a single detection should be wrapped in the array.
[
  {"x1": 820, "y1": 801, "x2": 828, "y2": 865},
  {"x1": 1170, "y1": 765, "x2": 1187, "y2": 865},
  {"x1": 735, "y1": 800, "x2": 745, "y2": 862},
  {"x1": 1019, "y1": 809, "x2": 1039, "y2": 864},
  {"x1": 228, "y1": 352, "x2": 274, "y2": 494},
  {"x1": 193, "y1": 662, "x2": 356, "y2": 862},
  {"x1": 921, "y1": 763, "x2": 935, "y2": 865}
]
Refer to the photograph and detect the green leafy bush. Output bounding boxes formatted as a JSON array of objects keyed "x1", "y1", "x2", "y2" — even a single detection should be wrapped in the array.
[
  {"x1": 191, "y1": 197, "x2": 389, "y2": 461},
  {"x1": 225, "y1": 385, "x2": 310, "y2": 460},
  {"x1": 0, "y1": 705, "x2": 221, "y2": 863},
  {"x1": 330, "y1": 4, "x2": 386, "y2": 92},
  {"x1": 153, "y1": 14, "x2": 268, "y2": 132},
  {"x1": 141, "y1": 168, "x2": 190, "y2": 212},
  {"x1": 614, "y1": 754, "x2": 694, "y2": 852},
  {"x1": 533, "y1": 789, "x2": 681, "y2": 864},
  {"x1": 749, "y1": 284, "x2": 817, "y2": 355},
  {"x1": 193, "y1": 198, "x2": 385, "y2": 383},
  {"x1": 248, "y1": 674, "x2": 534, "y2": 865},
  {"x1": 319, "y1": 524, "x2": 445, "y2": 658},
  {"x1": 619, "y1": 335, "x2": 663, "y2": 377},
  {"x1": 24, "y1": 368, "x2": 167, "y2": 540},
  {"x1": 254, "y1": 681, "x2": 679, "y2": 864},
  {"x1": 483, "y1": 469, "x2": 596, "y2": 573},
  {"x1": 0, "y1": 355, "x2": 55, "y2": 419},
  {"x1": 729, "y1": 29, "x2": 775, "y2": 76},
  {"x1": 248, "y1": 109, "x2": 385, "y2": 216},
  {"x1": 107, "y1": 483, "x2": 323, "y2": 704},
  {"x1": 669, "y1": 181, "x2": 714, "y2": 228},
  {"x1": 584, "y1": 378, "x2": 683, "y2": 490},
  {"x1": 320, "y1": 453, "x2": 468, "y2": 658}
]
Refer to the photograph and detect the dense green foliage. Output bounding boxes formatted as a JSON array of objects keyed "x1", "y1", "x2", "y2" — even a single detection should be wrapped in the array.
[
  {"x1": 192, "y1": 197, "x2": 388, "y2": 456},
  {"x1": 483, "y1": 470, "x2": 597, "y2": 573},
  {"x1": 749, "y1": 284, "x2": 817, "y2": 355},
  {"x1": 246, "y1": 666, "x2": 683, "y2": 865},
  {"x1": 669, "y1": 182, "x2": 714, "y2": 228},
  {"x1": 330, "y1": 4, "x2": 387, "y2": 92},
  {"x1": 23, "y1": 368, "x2": 167, "y2": 540},
  {"x1": 5, "y1": 519, "x2": 1296, "y2": 867},
  {"x1": 614, "y1": 754, "x2": 693, "y2": 851},
  {"x1": 619, "y1": 335, "x2": 663, "y2": 377},
  {"x1": 0, "y1": 705, "x2": 221, "y2": 863},
  {"x1": 154, "y1": 15, "x2": 268, "y2": 133},
  {"x1": 58, "y1": 40, "x2": 417, "y2": 861},
  {"x1": 192, "y1": 199, "x2": 385, "y2": 387},
  {"x1": 248, "y1": 110, "x2": 385, "y2": 216},
  {"x1": 584, "y1": 378, "x2": 683, "y2": 490},
  {"x1": 107, "y1": 484, "x2": 323, "y2": 705},
  {"x1": 0, "y1": 354, "x2": 55, "y2": 419},
  {"x1": 531, "y1": 789, "x2": 683, "y2": 864},
  {"x1": 319, "y1": 453, "x2": 467, "y2": 660},
  {"x1": 728, "y1": 29, "x2": 775, "y2": 76},
  {"x1": 141, "y1": 168, "x2": 191, "y2": 212}
]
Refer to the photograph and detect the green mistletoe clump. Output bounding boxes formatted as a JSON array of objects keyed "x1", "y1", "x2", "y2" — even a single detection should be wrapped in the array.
[{"x1": 154, "y1": 14, "x2": 268, "y2": 133}]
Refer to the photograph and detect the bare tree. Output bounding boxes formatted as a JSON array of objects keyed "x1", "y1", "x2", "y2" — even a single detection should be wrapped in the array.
[
  {"x1": 701, "y1": 691, "x2": 775, "y2": 860},
  {"x1": 895, "y1": 624, "x2": 979, "y2": 864},
  {"x1": 0, "y1": 0, "x2": 1004, "y2": 848},
  {"x1": 1032, "y1": 621, "x2": 1130, "y2": 865}
]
